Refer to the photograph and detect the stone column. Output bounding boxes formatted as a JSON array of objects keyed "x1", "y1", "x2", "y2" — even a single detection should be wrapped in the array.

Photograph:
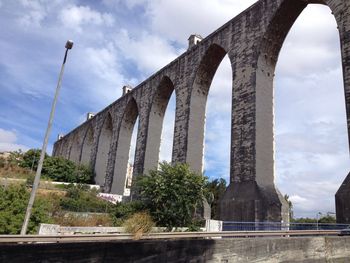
[
  {"x1": 172, "y1": 60, "x2": 191, "y2": 165},
  {"x1": 330, "y1": 0, "x2": 350, "y2": 223}
]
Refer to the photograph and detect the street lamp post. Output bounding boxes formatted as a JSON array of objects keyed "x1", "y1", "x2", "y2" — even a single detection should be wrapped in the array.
[{"x1": 21, "y1": 40, "x2": 73, "y2": 235}]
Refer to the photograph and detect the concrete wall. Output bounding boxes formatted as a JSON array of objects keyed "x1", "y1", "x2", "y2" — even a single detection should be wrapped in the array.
[
  {"x1": 53, "y1": 0, "x2": 350, "y2": 222},
  {"x1": 1, "y1": 237, "x2": 350, "y2": 262}
]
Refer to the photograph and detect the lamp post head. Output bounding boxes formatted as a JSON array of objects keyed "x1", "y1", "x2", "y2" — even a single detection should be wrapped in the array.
[{"x1": 65, "y1": 40, "x2": 74, "y2": 49}]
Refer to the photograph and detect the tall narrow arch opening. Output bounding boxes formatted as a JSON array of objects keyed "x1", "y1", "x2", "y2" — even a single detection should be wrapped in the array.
[
  {"x1": 81, "y1": 125, "x2": 94, "y2": 166},
  {"x1": 112, "y1": 98, "x2": 139, "y2": 195},
  {"x1": 95, "y1": 113, "x2": 113, "y2": 186},
  {"x1": 187, "y1": 44, "x2": 230, "y2": 174},
  {"x1": 69, "y1": 135, "x2": 80, "y2": 164},
  {"x1": 144, "y1": 76, "x2": 175, "y2": 173},
  {"x1": 257, "y1": 0, "x2": 350, "y2": 219}
]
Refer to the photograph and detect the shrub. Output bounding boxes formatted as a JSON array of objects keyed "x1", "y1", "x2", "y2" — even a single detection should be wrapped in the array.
[
  {"x1": 3, "y1": 149, "x2": 94, "y2": 184},
  {"x1": 72, "y1": 165, "x2": 94, "y2": 184},
  {"x1": 42, "y1": 157, "x2": 94, "y2": 184},
  {"x1": 42, "y1": 156, "x2": 76, "y2": 182},
  {"x1": 204, "y1": 178, "x2": 227, "y2": 219},
  {"x1": 7, "y1": 150, "x2": 23, "y2": 167},
  {"x1": 136, "y1": 162, "x2": 207, "y2": 230},
  {"x1": 0, "y1": 184, "x2": 53, "y2": 234},
  {"x1": 109, "y1": 201, "x2": 145, "y2": 226},
  {"x1": 20, "y1": 149, "x2": 46, "y2": 171},
  {"x1": 60, "y1": 184, "x2": 112, "y2": 213},
  {"x1": 123, "y1": 212, "x2": 155, "y2": 240}
]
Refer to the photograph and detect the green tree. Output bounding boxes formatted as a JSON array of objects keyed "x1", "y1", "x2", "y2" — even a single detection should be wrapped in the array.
[
  {"x1": 292, "y1": 217, "x2": 317, "y2": 223},
  {"x1": 204, "y1": 178, "x2": 226, "y2": 219},
  {"x1": 7, "y1": 150, "x2": 23, "y2": 167},
  {"x1": 17, "y1": 149, "x2": 94, "y2": 183},
  {"x1": 110, "y1": 201, "x2": 145, "y2": 226},
  {"x1": 42, "y1": 156, "x2": 94, "y2": 184},
  {"x1": 319, "y1": 215, "x2": 336, "y2": 224},
  {"x1": 60, "y1": 184, "x2": 112, "y2": 213},
  {"x1": 20, "y1": 149, "x2": 47, "y2": 171},
  {"x1": 135, "y1": 162, "x2": 207, "y2": 230},
  {"x1": 0, "y1": 184, "x2": 53, "y2": 234}
]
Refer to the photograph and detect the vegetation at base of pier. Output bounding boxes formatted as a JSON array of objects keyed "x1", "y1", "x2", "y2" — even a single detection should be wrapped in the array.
[
  {"x1": 109, "y1": 201, "x2": 145, "y2": 226},
  {"x1": 204, "y1": 178, "x2": 227, "y2": 219},
  {"x1": 0, "y1": 152, "x2": 229, "y2": 234},
  {"x1": 59, "y1": 184, "x2": 114, "y2": 213},
  {"x1": 134, "y1": 162, "x2": 208, "y2": 231}
]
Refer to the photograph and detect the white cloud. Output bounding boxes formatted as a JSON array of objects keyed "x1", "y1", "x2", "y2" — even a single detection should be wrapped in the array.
[
  {"x1": 115, "y1": 29, "x2": 180, "y2": 75},
  {"x1": 16, "y1": 0, "x2": 68, "y2": 28},
  {"x1": 276, "y1": 5, "x2": 340, "y2": 78},
  {"x1": 17, "y1": 0, "x2": 47, "y2": 27},
  {"x1": 273, "y1": 4, "x2": 349, "y2": 217},
  {"x1": 59, "y1": 5, "x2": 115, "y2": 33},
  {"x1": 0, "y1": 128, "x2": 28, "y2": 152},
  {"x1": 204, "y1": 55, "x2": 232, "y2": 181},
  {"x1": 103, "y1": 0, "x2": 148, "y2": 9},
  {"x1": 146, "y1": 0, "x2": 257, "y2": 44}
]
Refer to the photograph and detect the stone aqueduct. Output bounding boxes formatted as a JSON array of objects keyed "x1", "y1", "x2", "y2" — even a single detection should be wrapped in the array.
[{"x1": 53, "y1": 0, "x2": 350, "y2": 223}]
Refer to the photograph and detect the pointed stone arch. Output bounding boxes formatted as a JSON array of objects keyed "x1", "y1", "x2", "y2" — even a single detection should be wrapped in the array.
[
  {"x1": 95, "y1": 113, "x2": 113, "y2": 186},
  {"x1": 253, "y1": 0, "x2": 350, "y2": 223},
  {"x1": 111, "y1": 98, "x2": 139, "y2": 194},
  {"x1": 187, "y1": 43, "x2": 231, "y2": 173},
  {"x1": 81, "y1": 125, "x2": 94, "y2": 166},
  {"x1": 258, "y1": 2, "x2": 350, "y2": 182},
  {"x1": 220, "y1": 0, "x2": 350, "y2": 222},
  {"x1": 69, "y1": 134, "x2": 81, "y2": 164},
  {"x1": 143, "y1": 76, "x2": 175, "y2": 173}
]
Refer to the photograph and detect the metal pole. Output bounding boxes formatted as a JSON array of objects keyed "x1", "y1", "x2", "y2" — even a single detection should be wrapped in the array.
[
  {"x1": 21, "y1": 40, "x2": 73, "y2": 235},
  {"x1": 316, "y1": 212, "x2": 321, "y2": 231}
]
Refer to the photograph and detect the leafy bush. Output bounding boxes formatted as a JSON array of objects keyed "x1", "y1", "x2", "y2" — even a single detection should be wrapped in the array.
[
  {"x1": 136, "y1": 162, "x2": 207, "y2": 230},
  {"x1": 204, "y1": 178, "x2": 226, "y2": 219},
  {"x1": 123, "y1": 211, "x2": 155, "y2": 240},
  {"x1": 20, "y1": 149, "x2": 46, "y2": 171},
  {"x1": 7, "y1": 150, "x2": 23, "y2": 167},
  {"x1": 42, "y1": 156, "x2": 94, "y2": 184},
  {"x1": 319, "y1": 215, "x2": 336, "y2": 224},
  {"x1": 72, "y1": 164, "x2": 95, "y2": 184},
  {"x1": 109, "y1": 201, "x2": 145, "y2": 226},
  {"x1": 2, "y1": 149, "x2": 94, "y2": 184},
  {"x1": 0, "y1": 184, "x2": 53, "y2": 234},
  {"x1": 60, "y1": 185, "x2": 112, "y2": 213}
]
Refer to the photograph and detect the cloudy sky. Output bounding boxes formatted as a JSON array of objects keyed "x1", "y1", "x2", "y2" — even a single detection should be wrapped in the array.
[{"x1": 0, "y1": 0, "x2": 349, "y2": 218}]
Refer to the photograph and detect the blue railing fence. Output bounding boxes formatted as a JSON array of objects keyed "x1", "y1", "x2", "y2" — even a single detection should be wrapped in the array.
[{"x1": 222, "y1": 221, "x2": 350, "y2": 231}]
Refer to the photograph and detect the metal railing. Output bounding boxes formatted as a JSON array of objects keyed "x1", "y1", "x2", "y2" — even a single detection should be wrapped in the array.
[
  {"x1": 222, "y1": 221, "x2": 349, "y2": 231},
  {"x1": 0, "y1": 230, "x2": 342, "y2": 244}
]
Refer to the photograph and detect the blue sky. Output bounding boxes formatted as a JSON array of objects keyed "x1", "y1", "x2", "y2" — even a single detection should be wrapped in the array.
[{"x1": 0, "y1": 0, "x2": 349, "y2": 218}]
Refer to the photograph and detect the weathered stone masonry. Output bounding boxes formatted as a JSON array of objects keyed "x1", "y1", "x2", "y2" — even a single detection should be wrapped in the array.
[{"x1": 53, "y1": 0, "x2": 350, "y2": 223}]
